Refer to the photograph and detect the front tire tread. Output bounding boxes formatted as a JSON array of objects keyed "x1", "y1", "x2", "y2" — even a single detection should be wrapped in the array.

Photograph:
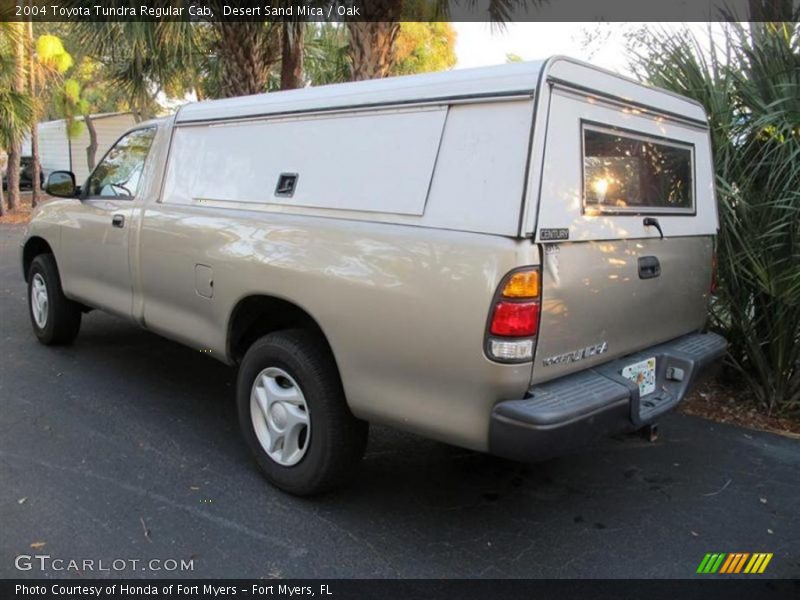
[{"x1": 28, "y1": 254, "x2": 81, "y2": 345}]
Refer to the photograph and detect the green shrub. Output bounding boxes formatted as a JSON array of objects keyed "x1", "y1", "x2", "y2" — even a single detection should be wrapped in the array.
[{"x1": 630, "y1": 23, "x2": 800, "y2": 415}]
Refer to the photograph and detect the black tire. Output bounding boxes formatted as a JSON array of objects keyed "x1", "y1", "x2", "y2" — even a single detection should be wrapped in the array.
[
  {"x1": 27, "y1": 254, "x2": 82, "y2": 345},
  {"x1": 237, "y1": 329, "x2": 368, "y2": 496}
]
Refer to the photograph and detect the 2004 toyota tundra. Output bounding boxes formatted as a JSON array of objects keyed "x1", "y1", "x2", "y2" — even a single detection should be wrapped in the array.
[{"x1": 21, "y1": 58, "x2": 727, "y2": 495}]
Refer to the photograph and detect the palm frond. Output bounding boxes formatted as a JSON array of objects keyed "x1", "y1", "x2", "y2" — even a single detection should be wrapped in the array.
[
  {"x1": 0, "y1": 88, "x2": 34, "y2": 148},
  {"x1": 634, "y1": 23, "x2": 800, "y2": 414}
]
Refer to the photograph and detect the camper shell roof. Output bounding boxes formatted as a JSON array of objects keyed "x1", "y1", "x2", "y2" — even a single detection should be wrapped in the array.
[{"x1": 175, "y1": 57, "x2": 708, "y2": 128}]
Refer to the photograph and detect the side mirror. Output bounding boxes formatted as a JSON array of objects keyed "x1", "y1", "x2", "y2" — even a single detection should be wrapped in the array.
[{"x1": 45, "y1": 170, "x2": 77, "y2": 198}]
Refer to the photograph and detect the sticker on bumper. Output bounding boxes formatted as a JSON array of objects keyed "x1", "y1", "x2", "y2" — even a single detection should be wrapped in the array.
[{"x1": 622, "y1": 357, "x2": 656, "y2": 396}]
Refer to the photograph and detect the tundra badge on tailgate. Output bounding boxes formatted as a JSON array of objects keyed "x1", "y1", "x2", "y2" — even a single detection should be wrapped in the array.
[{"x1": 543, "y1": 341, "x2": 608, "y2": 366}]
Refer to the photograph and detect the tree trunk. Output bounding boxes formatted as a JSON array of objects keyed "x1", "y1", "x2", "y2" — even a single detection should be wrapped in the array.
[
  {"x1": 30, "y1": 121, "x2": 40, "y2": 207},
  {"x1": 84, "y1": 114, "x2": 98, "y2": 172},
  {"x1": 7, "y1": 22, "x2": 26, "y2": 210},
  {"x1": 347, "y1": 21, "x2": 401, "y2": 81},
  {"x1": 346, "y1": 0, "x2": 403, "y2": 81},
  {"x1": 27, "y1": 19, "x2": 41, "y2": 208},
  {"x1": 280, "y1": 22, "x2": 305, "y2": 90},
  {"x1": 215, "y1": 22, "x2": 279, "y2": 98}
]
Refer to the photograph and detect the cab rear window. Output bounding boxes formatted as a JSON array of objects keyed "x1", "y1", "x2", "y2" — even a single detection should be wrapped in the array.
[{"x1": 582, "y1": 124, "x2": 694, "y2": 214}]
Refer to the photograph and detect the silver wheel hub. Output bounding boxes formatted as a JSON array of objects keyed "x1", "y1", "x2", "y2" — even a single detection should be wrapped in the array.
[
  {"x1": 250, "y1": 367, "x2": 310, "y2": 467},
  {"x1": 31, "y1": 273, "x2": 49, "y2": 329}
]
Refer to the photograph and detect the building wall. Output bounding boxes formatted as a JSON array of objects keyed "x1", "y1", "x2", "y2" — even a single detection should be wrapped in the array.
[
  {"x1": 22, "y1": 113, "x2": 137, "y2": 184},
  {"x1": 23, "y1": 120, "x2": 70, "y2": 177}
]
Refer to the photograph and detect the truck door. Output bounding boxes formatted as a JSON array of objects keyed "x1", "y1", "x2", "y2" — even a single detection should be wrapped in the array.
[
  {"x1": 528, "y1": 83, "x2": 718, "y2": 384},
  {"x1": 59, "y1": 127, "x2": 157, "y2": 319}
]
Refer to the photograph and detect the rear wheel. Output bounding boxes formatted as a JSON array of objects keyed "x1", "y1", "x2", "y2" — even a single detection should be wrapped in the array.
[
  {"x1": 27, "y1": 254, "x2": 81, "y2": 345},
  {"x1": 237, "y1": 329, "x2": 368, "y2": 496}
]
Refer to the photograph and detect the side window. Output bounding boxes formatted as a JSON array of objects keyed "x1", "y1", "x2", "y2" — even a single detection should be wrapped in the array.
[{"x1": 86, "y1": 128, "x2": 156, "y2": 199}]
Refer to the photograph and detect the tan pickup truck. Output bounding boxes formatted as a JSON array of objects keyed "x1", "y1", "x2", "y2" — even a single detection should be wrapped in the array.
[{"x1": 21, "y1": 58, "x2": 726, "y2": 495}]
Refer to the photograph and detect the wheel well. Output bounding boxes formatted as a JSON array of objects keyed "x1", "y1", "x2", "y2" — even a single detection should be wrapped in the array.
[
  {"x1": 22, "y1": 237, "x2": 54, "y2": 282},
  {"x1": 227, "y1": 295, "x2": 329, "y2": 363}
]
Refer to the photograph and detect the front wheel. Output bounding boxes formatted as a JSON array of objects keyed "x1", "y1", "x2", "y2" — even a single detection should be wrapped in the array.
[
  {"x1": 27, "y1": 254, "x2": 82, "y2": 345},
  {"x1": 237, "y1": 330, "x2": 368, "y2": 496}
]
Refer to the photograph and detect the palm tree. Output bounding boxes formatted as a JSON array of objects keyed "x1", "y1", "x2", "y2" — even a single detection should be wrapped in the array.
[
  {"x1": 208, "y1": 20, "x2": 280, "y2": 97},
  {"x1": 26, "y1": 33, "x2": 74, "y2": 207},
  {"x1": 72, "y1": 20, "x2": 196, "y2": 119},
  {"x1": 346, "y1": 1, "x2": 403, "y2": 81},
  {"x1": 27, "y1": 20, "x2": 40, "y2": 206},
  {"x1": 630, "y1": 23, "x2": 800, "y2": 414},
  {"x1": 303, "y1": 24, "x2": 351, "y2": 86},
  {"x1": 0, "y1": 36, "x2": 33, "y2": 214},
  {"x1": 3, "y1": 21, "x2": 26, "y2": 212},
  {"x1": 747, "y1": 0, "x2": 796, "y2": 20},
  {"x1": 75, "y1": 8, "x2": 280, "y2": 102},
  {"x1": 280, "y1": 21, "x2": 306, "y2": 90},
  {"x1": 304, "y1": 22, "x2": 457, "y2": 85},
  {"x1": 70, "y1": 1, "x2": 299, "y2": 100},
  {"x1": 345, "y1": 0, "x2": 534, "y2": 81}
]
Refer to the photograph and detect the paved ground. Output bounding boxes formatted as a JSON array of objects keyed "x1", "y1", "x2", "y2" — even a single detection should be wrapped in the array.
[{"x1": 1, "y1": 224, "x2": 799, "y2": 579}]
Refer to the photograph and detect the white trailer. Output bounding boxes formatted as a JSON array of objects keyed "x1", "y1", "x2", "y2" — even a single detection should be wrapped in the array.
[{"x1": 23, "y1": 112, "x2": 137, "y2": 184}]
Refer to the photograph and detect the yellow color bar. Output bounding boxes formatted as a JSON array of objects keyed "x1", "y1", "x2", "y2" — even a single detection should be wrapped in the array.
[
  {"x1": 743, "y1": 553, "x2": 773, "y2": 574},
  {"x1": 502, "y1": 270, "x2": 539, "y2": 298},
  {"x1": 758, "y1": 554, "x2": 773, "y2": 574},
  {"x1": 744, "y1": 554, "x2": 760, "y2": 574}
]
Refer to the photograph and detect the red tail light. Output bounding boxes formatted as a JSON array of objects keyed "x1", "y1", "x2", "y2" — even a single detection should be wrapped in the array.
[
  {"x1": 490, "y1": 301, "x2": 539, "y2": 337},
  {"x1": 485, "y1": 267, "x2": 541, "y2": 363}
]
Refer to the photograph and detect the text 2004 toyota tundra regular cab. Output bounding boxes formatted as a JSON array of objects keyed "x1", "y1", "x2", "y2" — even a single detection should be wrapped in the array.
[{"x1": 22, "y1": 58, "x2": 726, "y2": 495}]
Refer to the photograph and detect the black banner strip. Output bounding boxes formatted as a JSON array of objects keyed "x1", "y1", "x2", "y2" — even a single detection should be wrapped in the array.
[
  {"x1": 2, "y1": 0, "x2": 799, "y2": 23},
  {"x1": 2, "y1": 579, "x2": 800, "y2": 600}
]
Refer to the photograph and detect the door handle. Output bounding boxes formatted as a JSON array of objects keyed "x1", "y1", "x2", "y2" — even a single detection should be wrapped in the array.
[
  {"x1": 638, "y1": 256, "x2": 661, "y2": 279},
  {"x1": 111, "y1": 214, "x2": 125, "y2": 228},
  {"x1": 643, "y1": 217, "x2": 664, "y2": 240}
]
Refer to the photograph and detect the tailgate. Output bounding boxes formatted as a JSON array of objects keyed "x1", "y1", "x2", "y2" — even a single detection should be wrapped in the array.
[
  {"x1": 525, "y1": 59, "x2": 718, "y2": 383},
  {"x1": 532, "y1": 237, "x2": 712, "y2": 383}
]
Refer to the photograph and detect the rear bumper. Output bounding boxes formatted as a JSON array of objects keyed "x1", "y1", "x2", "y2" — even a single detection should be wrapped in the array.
[{"x1": 489, "y1": 331, "x2": 727, "y2": 462}]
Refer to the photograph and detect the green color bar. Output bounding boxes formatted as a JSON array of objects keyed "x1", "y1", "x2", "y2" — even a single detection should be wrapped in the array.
[
  {"x1": 710, "y1": 553, "x2": 727, "y2": 573},
  {"x1": 703, "y1": 554, "x2": 719, "y2": 573},
  {"x1": 697, "y1": 554, "x2": 713, "y2": 574}
]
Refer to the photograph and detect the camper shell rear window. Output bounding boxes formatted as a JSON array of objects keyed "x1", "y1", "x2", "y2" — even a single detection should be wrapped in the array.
[{"x1": 582, "y1": 123, "x2": 695, "y2": 215}]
